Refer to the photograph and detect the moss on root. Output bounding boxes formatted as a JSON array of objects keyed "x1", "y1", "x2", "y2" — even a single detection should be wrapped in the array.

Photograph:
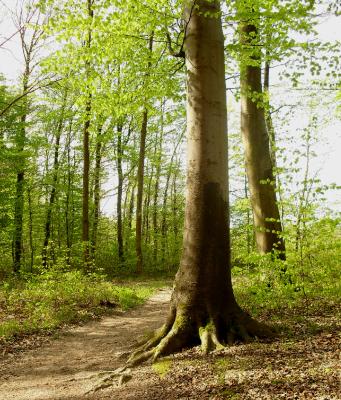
[{"x1": 126, "y1": 309, "x2": 274, "y2": 367}]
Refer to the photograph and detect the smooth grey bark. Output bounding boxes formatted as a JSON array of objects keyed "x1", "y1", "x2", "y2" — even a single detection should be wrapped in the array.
[
  {"x1": 240, "y1": 21, "x2": 285, "y2": 259},
  {"x1": 128, "y1": 0, "x2": 270, "y2": 366}
]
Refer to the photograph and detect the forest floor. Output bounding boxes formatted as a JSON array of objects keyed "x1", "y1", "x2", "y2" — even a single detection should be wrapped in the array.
[{"x1": 0, "y1": 287, "x2": 340, "y2": 400}]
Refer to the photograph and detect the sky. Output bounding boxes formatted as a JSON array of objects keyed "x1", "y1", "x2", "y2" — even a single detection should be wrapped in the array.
[{"x1": 0, "y1": 0, "x2": 340, "y2": 215}]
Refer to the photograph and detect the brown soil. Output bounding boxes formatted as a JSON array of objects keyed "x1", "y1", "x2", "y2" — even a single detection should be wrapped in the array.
[{"x1": 0, "y1": 289, "x2": 340, "y2": 400}]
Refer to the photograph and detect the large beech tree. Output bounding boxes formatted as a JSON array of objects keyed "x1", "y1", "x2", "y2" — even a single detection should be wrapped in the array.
[{"x1": 127, "y1": 0, "x2": 270, "y2": 365}]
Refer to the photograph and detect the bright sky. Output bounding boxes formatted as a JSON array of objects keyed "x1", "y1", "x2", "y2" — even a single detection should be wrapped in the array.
[{"x1": 0, "y1": 0, "x2": 340, "y2": 215}]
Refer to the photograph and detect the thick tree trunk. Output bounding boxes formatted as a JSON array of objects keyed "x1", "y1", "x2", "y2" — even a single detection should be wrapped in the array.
[
  {"x1": 128, "y1": 0, "x2": 270, "y2": 366},
  {"x1": 240, "y1": 21, "x2": 285, "y2": 259}
]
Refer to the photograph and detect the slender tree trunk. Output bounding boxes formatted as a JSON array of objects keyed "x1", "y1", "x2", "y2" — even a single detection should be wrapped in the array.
[
  {"x1": 65, "y1": 118, "x2": 73, "y2": 266},
  {"x1": 42, "y1": 94, "x2": 66, "y2": 267},
  {"x1": 13, "y1": 72, "x2": 29, "y2": 273},
  {"x1": 161, "y1": 164, "x2": 171, "y2": 265},
  {"x1": 244, "y1": 172, "x2": 251, "y2": 254},
  {"x1": 128, "y1": 1, "x2": 270, "y2": 366},
  {"x1": 91, "y1": 124, "x2": 103, "y2": 259},
  {"x1": 263, "y1": 60, "x2": 278, "y2": 169},
  {"x1": 160, "y1": 136, "x2": 182, "y2": 265},
  {"x1": 82, "y1": 95, "x2": 92, "y2": 266},
  {"x1": 135, "y1": 110, "x2": 148, "y2": 274},
  {"x1": 143, "y1": 163, "x2": 154, "y2": 244},
  {"x1": 116, "y1": 123, "x2": 125, "y2": 266},
  {"x1": 125, "y1": 183, "x2": 135, "y2": 250},
  {"x1": 171, "y1": 160, "x2": 179, "y2": 239},
  {"x1": 27, "y1": 185, "x2": 34, "y2": 272},
  {"x1": 135, "y1": 34, "x2": 154, "y2": 274},
  {"x1": 152, "y1": 107, "x2": 164, "y2": 264},
  {"x1": 82, "y1": 0, "x2": 94, "y2": 267},
  {"x1": 240, "y1": 20, "x2": 285, "y2": 259}
]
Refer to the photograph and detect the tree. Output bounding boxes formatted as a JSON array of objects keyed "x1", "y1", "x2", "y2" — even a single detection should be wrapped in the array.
[
  {"x1": 239, "y1": 10, "x2": 286, "y2": 259},
  {"x1": 127, "y1": 0, "x2": 270, "y2": 365},
  {"x1": 82, "y1": 0, "x2": 94, "y2": 267},
  {"x1": 12, "y1": 2, "x2": 45, "y2": 273},
  {"x1": 135, "y1": 34, "x2": 154, "y2": 274},
  {"x1": 42, "y1": 88, "x2": 68, "y2": 268}
]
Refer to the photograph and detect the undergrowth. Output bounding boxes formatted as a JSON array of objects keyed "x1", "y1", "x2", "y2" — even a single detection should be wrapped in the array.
[
  {"x1": 0, "y1": 269, "x2": 166, "y2": 342},
  {"x1": 232, "y1": 250, "x2": 341, "y2": 329}
]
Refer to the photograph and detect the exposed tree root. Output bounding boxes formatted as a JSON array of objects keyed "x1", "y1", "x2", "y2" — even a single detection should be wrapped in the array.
[
  {"x1": 85, "y1": 367, "x2": 132, "y2": 394},
  {"x1": 126, "y1": 308, "x2": 274, "y2": 367},
  {"x1": 85, "y1": 306, "x2": 273, "y2": 394}
]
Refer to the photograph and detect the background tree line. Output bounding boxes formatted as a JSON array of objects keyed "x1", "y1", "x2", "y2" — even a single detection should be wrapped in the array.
[{"x1": 0, "y1": 0, "x2": 339, "y2": 282}]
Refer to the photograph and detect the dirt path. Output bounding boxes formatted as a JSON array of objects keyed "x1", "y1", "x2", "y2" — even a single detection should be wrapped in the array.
[
  {"x1": 0, "y1": 288, "x2": 172, "y2": 400},
  {"x1": 0, "y1": 290, "x2": 340, "y2": 400}
]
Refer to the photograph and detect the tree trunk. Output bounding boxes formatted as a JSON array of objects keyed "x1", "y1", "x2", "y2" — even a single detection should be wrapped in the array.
[
  {"x1": 65, "y1": 118, "x2": 73, "y2": 266},
  {"x1": 152, "y1": 107, "x2": 164, "y2": 264},
  {"x1": 12, "y1": 73, "x2": 28, "y2": 273},
  {"x1": 125, "y1": 182, "x2": 135, "y2": 250},
  {"x1": 240, "y1": 21, "x2": 285, "y2": 259},
  {"x1": 82, "y1": 0, "x2": 94, "y2": 267},
  {"x1": 143, "y1": 162, "x2": 154, "y2": 244},
  {"x1": 127, "y1": 0, "x2": 270, "y2": 366},
  {"x1": 135, "y1": 34, "x2": 154, "y2": 274},
  {"x1": 91, "y1": 123, "x2": 103, "y2": 259},
  {"x1": 27, "y1": 185, "x2": 34, "y2": 272},
  {"x1": 42, "y1": 94, "x2": 66, "y2": 268},
  {"x1": 135, "y1": 110, "x2": 148, "y2": 274},
  {"x1": 116, "y1": 122, "x2": 125, "y2": 266}
]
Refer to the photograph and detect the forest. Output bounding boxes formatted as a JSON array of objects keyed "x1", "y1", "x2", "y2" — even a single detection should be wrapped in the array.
[{"x1": 0, "y1": 0, "x2": 340, "y2": 399}]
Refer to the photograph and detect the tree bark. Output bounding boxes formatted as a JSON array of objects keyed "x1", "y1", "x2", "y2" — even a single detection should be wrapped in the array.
[
  {"x1": 42, "y1": 93, "x2": 67, "y2": 268},
  {"x1": 12, "y1": 69, "x2": 29, "y2": 273},
  {"x1": 135, "y1": 34, "x2": 154, "y2": 274},
  {"x1": 65, "y1": 118, "x2": 74, "y2": 266},
  {"x1": 127, "y1": 0, "x2": 270, "y2": 366},
  {"x1": 82, "y1": 0, "x2": 94, "y2": 267},
  {"x1": 116, "y1": 122, "x2": 125, "y2": 266},
  {"x1": 152, "y1": 106, "x2": 164, "y2": 264},
  {"x1": 240, "y1": 21, "x2": 285, "y2": 259},
  {"x1": 91, "y1": 123, "x2": 103, "y2": 259}
]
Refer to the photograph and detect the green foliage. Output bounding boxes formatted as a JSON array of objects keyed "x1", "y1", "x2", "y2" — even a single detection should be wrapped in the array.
[
  {"x1": 0, "y1": 270, "x2": 164, "y2": 341},
  {"x1": 233, "y1": 216, "x2": 341, "y2": 318}
]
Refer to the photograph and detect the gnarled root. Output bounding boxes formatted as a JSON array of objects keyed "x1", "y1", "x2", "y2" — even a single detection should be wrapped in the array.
[{"x1": 126, "y1": 308, "x2": 274, "y2": 367}]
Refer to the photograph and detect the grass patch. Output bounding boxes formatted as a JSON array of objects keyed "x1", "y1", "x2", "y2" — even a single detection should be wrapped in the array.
[{"x1": 0, "y1": 270, "x2": 167, "y2": 342}]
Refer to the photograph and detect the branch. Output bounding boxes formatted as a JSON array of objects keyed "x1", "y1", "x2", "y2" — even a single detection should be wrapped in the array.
[
  {"x1": 166, "y1": 32, "x2": 185, "y2": 58},
  {"x1": 0, "y1": 77, "x2": 63, "y2": 117}
]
